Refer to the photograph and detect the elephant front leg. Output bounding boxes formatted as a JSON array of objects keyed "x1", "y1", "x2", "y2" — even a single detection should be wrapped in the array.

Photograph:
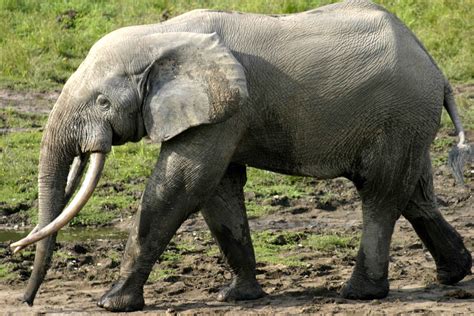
[
  {"x1": 97, "y1": 178, "x2": 193, "y2": 312},
  {"x1": 98, "y1": 123, "x2": 243, "y2": 312},
  {"x1": 341, "y1": 202, "x2": 400, "y2": 299},
  {"x1": 201, "y1": 163, "x2": 265, "y2": 302}
]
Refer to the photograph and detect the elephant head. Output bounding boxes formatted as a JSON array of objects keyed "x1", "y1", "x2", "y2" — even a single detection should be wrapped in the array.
[{"x1": 11, "y1": 31, "x2": 248, "y2": 305}]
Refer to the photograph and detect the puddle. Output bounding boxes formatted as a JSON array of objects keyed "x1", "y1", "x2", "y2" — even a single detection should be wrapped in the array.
[{"x1": 0, "y1": 227, "x2": 128, "y2": 243}]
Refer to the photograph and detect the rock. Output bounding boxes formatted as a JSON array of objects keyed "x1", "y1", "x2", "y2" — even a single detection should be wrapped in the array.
[{"x1": 168, "y1": 281, "x2": 186, "y2": 296}]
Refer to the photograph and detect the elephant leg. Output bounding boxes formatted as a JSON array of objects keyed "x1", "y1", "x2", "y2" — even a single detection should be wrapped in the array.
[
  {"x1": 341, "y1": 139, "x2": 425, "y2": 299},
  {"x1": 97, "y1": 122, "x2": 243, "y2": 312},
  {"x1": 201, "y1": 163, "x2": 265, "y2": 302},
  {"x1": 402, "y1": 156, "x2": 472, "y2": 284},
  {"x1": 340, "y1": 199, "x2": 401, "y2": 299},
  {"x1": 97, "y1": 197, "x2": 184, "y2": 312}
]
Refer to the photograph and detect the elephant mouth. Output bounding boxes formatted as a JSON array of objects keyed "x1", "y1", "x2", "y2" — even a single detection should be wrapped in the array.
[
  {"x1": 111, "y1": 125, "x2": 127, "y2": 146},
  {"x1": 11, "y1": 152, "x2": 106, "y2": 252}
]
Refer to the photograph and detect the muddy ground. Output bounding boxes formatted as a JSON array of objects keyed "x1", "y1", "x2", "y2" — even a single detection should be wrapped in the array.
[{"x1": 0, "y1": 88, "x2": 473, "y2": 315}]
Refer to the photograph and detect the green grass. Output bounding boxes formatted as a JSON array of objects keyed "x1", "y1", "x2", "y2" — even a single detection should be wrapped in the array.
[
  {"x1": 0, "y1": 263, "x2": 16, "y2": 280},
  {"x1": 106, "y1": 249, "x2": 121, "y2": 264},
  {"x1": 246, "y1": 201, "x2": 275, "y2": 218},
  {"x1": 148, "y1": 268, "x2": 176, "y2": 282},
  {"x1": 205, "y1": 230, "x2": 357, "y2": 267},
  {"x1": 54, "y1": 249, "x2": 75, "y2": 260},
  {"x1": 0, "y1": 0, "x2": 472, "y2": 90},
  {"x1": 252, "y1": 231, "x2": 357, "y2": 267},
  {"x1": 0, "y1": 108, "x2": 47, "y2": 129},
  {"x1": 304, "y1": 234, "x2": 355, "y2": 251},
  {"x1": 148, "y1": 239, "x2": 198, "y2": 282},
  {"x1": 245, "y1": 168, "x2": 315, "y2": 217},
  {"x1": 246, "y1": 169, "x2": 314, "y2": 199},
  {"x1": 0, "y1": 131, "x2": 42, "y2": 214}
]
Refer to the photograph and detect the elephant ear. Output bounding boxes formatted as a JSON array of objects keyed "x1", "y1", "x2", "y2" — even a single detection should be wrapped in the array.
[{"x1": 142, "y1": 32, "x2": 248, "y2": 142}]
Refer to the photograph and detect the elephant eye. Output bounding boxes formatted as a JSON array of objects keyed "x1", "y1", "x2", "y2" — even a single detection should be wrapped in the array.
[{"x1": 96, "y1": 94, "x2": 110, "y2": 111}]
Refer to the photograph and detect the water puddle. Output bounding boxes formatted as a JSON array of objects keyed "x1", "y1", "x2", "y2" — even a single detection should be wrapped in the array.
[{"x1": 0, "y1": 227, "x2": 128, "y2": 243}]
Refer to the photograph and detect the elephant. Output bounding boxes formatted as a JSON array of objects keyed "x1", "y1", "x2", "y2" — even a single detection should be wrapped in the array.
[{"x1": 11, "y1": 0, "x2": 472, "y2": 312}]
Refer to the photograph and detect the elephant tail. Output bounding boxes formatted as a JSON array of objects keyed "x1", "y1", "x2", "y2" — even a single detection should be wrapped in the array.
[{"x1": 444, "y1": 80, "x2": 471, "y2": 185}]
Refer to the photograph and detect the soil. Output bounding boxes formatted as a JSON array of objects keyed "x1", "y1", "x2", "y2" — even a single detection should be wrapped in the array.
[{"x1": 0, "y1": 87, "x2": 473, "y2": 315}]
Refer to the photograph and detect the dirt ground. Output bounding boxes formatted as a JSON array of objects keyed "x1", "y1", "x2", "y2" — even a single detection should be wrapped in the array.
[{"x1": 0, "y1": 88, "x2": 472, "y2": 315}]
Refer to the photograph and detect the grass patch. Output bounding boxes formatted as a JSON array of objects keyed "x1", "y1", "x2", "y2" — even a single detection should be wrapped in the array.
[
  {"x1": 148, "y1": 268, "x2": 176, "y2": 282},
  {"x1": 246, "y1": 169, "x2": 314, "y2": 199},
  {"x1": 107, "y1": 249, "x2": 121, "y2": 264},
  {"x1": 148, "y1": 239, "x2": 198, "y2": 282},
  {"x1": 246, "y1": 200, "x2": 275, "y2": 218},
  {"x1": 245, "y1": 168, "x2": 315, "y2": 218},
  {"x1": 0, "y1": 263, "x2": 16, "y2": 280},
  {"x1": 0, "y1": 0, "x2": 472, "y2": 91},
  {"x1": 0, "y1": 131, "x2": 42, "y2": 214},
  {"x1": 251, "y1": 231, "x2": 356, "y2": 267},
  {"x1": 430, "y1": 134, "x2": 454, "y2": 167},
  {"x1": 432, "y1": 137, "x2": 453, "y2": 152},
  {"x1": 304, "y1": 234, "x2": 356, "y2": 252},
  {"x1": 54, "y1": 250, "x2": 75, "y2": 260},
  {"x1": 0, "y1": 108, "x2": 48, "y2": 129}
]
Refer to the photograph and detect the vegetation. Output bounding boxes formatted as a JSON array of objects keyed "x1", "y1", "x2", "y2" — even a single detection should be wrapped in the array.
[
  {"x1": 252, "y1": 231, "x2": 357, "y2": 266},
  {"x1": 0, "y1": 130, "x2": 42, "y2": 216},
  {"x1": 0, "y1": 262, "x2": 16, "y2": 280},
  {"x1": 0, "y1": 0, "x2": 472, "y2": 90}
]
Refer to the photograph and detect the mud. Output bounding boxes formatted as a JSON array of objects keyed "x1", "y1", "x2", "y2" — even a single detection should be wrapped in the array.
[{"x1": 0, "y1": 87, "x2": 473, "y2": 315}]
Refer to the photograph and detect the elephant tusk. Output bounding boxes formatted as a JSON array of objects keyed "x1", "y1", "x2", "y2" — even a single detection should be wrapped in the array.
[
  {"x1": 12, "y1": 225, "x2": 39, "y2": 254},
  {"x1": 10, "y1": 152, "x2": 106, "y2": 250},
  {"x1": 64, "y1": 155, "x2": 89, "y2": 203}
]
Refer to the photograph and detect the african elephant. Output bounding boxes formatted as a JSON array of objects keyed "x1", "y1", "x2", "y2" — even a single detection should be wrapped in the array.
[{"x1": 11, "y1": 0, "x2": 472, "y2": 312}]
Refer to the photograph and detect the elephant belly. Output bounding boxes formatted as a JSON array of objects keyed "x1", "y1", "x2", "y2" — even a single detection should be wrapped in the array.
[{"x1": 233, "y1": 122, "x2": 357, "y2": 179}]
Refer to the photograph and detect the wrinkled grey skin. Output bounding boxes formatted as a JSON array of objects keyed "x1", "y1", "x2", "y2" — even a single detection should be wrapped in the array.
[{"x1": 22, "y1": 0, "x2": 471, "y2": 312}]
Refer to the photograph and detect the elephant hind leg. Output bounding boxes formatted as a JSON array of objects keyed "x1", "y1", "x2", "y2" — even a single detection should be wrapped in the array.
[
  {"x1": 402, "y1": 157, "x2": 472, "y2": 284},
  {"x1": 342, "y1": 138, "x2": 427, "y2": 300},
  {"x1": 201, "y1": 163, "x2": 265, "y2": 302}
]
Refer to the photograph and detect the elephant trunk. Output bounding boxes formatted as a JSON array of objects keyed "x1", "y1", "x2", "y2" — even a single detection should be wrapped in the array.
[
  {"x1": 21, "y1": 143, "x2": 71, "y2": 305},
  {"x1": 12, "y1": 132, "x2": 106, "y2": 305}
]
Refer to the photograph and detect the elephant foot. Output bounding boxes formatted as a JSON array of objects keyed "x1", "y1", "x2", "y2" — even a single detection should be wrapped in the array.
[
  {"x1": 97, "y1": 280, "x2": 145, "y2": 312},
  {"x1": 217, "y1": 278, "x2": 266, "y2": 302},
  {"x1": 340, "y1": 276, "x2": 389, "y2": 300},
  {"x1": 437, "y1": 250, "x2": 472, "y2": 285}
]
